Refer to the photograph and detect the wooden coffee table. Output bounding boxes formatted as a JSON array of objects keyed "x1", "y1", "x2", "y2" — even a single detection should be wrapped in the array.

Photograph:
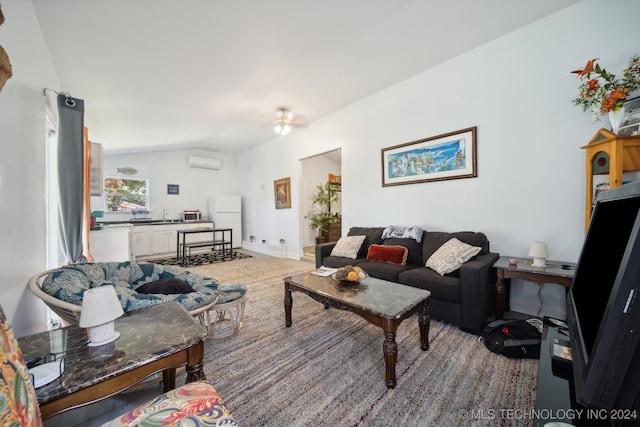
[
  {"x1": 284, "y1": 272, "x2": 431, "y2": 388},
  {"x1": 18, "y1": 301, "x2": 207, "y2": 420}
]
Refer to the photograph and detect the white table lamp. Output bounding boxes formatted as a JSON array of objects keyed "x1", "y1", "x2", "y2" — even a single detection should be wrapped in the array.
[
  {"x1": 79, "y1": 285, "x2": 124, "y2": 347},
  {"x1": 529, "y1": 241, "x2": 549, "y2": 268}
]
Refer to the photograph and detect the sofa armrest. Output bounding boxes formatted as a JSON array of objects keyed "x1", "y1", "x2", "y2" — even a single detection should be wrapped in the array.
[
  {"x1": 315, "y1": 242, "x2": 337, "y2": 268},
  {"x1": 458, "y1": 252, "x2": 500, "y2": 333}
]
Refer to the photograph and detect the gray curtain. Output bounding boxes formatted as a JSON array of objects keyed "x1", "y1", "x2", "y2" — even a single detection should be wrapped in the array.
[{"x1": 57, "y1": 94, "x2": 85, "y2": 264}]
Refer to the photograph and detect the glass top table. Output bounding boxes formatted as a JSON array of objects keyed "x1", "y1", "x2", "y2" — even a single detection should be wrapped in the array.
[
  {"x1": 283, "y1": 272, "x2": 431, "y2": 388},
  {"x1": 18, "y1": 301, "x2": 208, "y2": 420}
]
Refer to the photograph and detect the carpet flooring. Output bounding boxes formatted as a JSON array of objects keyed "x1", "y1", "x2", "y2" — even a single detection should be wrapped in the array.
[{"x1": 187, "y1": 257, "x2": 539, "y2": 427}]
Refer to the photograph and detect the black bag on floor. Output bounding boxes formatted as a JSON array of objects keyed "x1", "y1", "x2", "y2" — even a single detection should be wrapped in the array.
[{"x1": 480, "y1": 319, "x2": 541, "y2": 359}]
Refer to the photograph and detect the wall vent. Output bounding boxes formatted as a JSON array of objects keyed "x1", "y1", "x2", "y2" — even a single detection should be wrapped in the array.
[{"x1": 187, "y1": 156, "x2": 221, "y2": 170}]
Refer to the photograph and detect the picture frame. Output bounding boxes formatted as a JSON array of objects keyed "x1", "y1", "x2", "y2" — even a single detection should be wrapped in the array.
[
  {"x1": 274, "y1": 177, "x2": 291, "y2": 209},
  {"x1": 381, "y1": 126, "x2": 477, "y2": 187},
  {"x1": 619, "y1": 96, "x2": 640, "y2": 136},
  {"x1": 167, "y1": 184, "x2": 179, "y2": 195}
]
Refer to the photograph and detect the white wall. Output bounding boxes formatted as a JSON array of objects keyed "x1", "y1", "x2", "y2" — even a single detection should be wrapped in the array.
[
  {"x1": 238, "y1": 0, "x2": 640, "y2": 316},
  {"x1": 0, "y1": 1, "x2": 61, "y2": 336},
  {"x1": 95, "y1": 148, "x2": 238, "y2": 222}
]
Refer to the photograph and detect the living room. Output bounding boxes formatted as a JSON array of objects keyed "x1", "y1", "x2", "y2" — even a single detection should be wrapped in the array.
[{"x1": 2, "y1": 0, "x2": 640, "y2": 425}]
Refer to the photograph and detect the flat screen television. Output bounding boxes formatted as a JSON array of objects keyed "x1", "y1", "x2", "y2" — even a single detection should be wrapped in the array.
[{"x1": 567, "y1": 179, "x2": 640, "y2": 409}]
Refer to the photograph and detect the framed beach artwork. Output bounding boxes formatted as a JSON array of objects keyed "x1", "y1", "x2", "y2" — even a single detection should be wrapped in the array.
[
  {"x1": 274, "y1": 177, "x2": 291, "y2": 209},
  {"x1": 381, "y1": 126, "x2": 477, "y2": 187}
]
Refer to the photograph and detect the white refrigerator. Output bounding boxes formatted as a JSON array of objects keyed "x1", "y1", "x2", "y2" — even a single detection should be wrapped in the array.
[{"x1": 208, "y1": 195, "x2": 242, "y2": 248}]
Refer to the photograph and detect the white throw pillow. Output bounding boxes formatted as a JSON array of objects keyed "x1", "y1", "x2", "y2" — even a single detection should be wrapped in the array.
[
  {"x1": 426, "y1": 238, "x2": 481, "y2": 276},
  {"x1": 330, "y1": 235, "x2": 366, "y2": 259}
]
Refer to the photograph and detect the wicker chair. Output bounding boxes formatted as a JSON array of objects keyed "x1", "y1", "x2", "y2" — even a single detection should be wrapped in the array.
[{"x1": 28, "y1": 261, "x2": 220, "y2": 327}]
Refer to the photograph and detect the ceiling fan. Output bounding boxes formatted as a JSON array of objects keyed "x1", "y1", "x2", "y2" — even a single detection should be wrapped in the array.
[{"x1": 272, "y1": 108, "x2": 309, "y2": 135}]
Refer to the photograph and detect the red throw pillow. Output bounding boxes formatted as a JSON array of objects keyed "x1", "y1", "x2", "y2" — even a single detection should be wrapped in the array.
[{"x1": 366, "y1": 244, "x2": 408, "y2": 265}]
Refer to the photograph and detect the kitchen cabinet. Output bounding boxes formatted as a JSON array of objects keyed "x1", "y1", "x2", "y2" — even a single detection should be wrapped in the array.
[
  {"x1": 152, "y1": 227, "x2": 177, "y2": 254},
  {"x1": 131, "y1": 228, "x2": 153, "y2": 257},
  {"x1": 130, "y1": 222, "x2": 214, "y2": 259}
]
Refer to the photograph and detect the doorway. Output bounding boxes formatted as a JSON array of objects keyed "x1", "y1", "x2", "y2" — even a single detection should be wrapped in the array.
[{"x1": 299, "y1": 149, "x2": 342, "y2": 261}]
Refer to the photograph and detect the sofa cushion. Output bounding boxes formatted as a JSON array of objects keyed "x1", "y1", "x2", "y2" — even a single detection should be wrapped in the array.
[
  {"x1": 398, "y1": 268, "x2": 462, "y2": 303},
  {"x1": 366, "y1": 244, "x2": 408, "y2": 265},
  {"x1": 321, "y1": 256, "x2": 367, "y2": 269},
  {"x1": 426, "y1": 238, "x2": 482, "y2": 275},
  {"x1": 356, "y1": 261, "x2": 419, "y2": 282},
  {"x1": 346, "y1": 227, "x2": 385, "y2": 258},
  {"x1": 383, "y1": 237, "x2": 423, "y2": 266},
  {"x1": 135, "y1": 278, "x2": 195, "y2": 295},
  {"x1": 330, "y1": 235, "x2": 366, "y2": 259}
]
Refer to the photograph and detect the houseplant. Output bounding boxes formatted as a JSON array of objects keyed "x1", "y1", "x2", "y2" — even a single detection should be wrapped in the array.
[
  {"x1": 571, "y1": 55, "x2": 640, "y2": 132},
  {"x1": 309, "y1": 181, "x2": 339, "y2": 244}
]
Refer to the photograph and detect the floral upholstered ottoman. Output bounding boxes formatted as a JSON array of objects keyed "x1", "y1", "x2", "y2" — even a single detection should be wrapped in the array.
[{"x1": 101, "y1": 381, "x2": 237, "y2": 426}]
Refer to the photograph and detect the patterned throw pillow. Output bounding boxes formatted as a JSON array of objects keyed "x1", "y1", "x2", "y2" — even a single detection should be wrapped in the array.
[
  {"x1": 330, "y1": 235, "x2": 366, "y2": 259},
  {"x1": 0, "y1": 305, "x2": 43, "y2": 427},
  {"x1": 426, "y1": 238, "x2": 481, "y2": 275}
]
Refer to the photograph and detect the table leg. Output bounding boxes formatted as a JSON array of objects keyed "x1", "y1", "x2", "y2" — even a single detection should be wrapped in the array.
[
  {"x1": 418, "y1": 300, "x2": 430, "y2": 351},
  {"x1": 382, "y1": 320, "x2": 398, "y2": 389},
  {"x1": 495, "y1": 275, "x2": 506, "y2": 320},
  {"x1": 185, "y1": 341, "x2": 206, "y2": 383},
  {"x1": 284, "y1": 285, "x2": 292, "y2": 327},
  {"x1": 162, "y1": 368, "x2": 176, "y2": 392}
]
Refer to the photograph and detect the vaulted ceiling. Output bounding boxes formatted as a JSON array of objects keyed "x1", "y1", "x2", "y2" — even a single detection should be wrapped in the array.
[{"x1": 33, "y1": 0, "x2": 578, "y2": 155}]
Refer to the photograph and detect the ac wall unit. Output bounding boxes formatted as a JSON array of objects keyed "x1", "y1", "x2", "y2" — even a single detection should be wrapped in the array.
[{"x1": 188, "y1": 156, "x2": 222, "y2": 170}]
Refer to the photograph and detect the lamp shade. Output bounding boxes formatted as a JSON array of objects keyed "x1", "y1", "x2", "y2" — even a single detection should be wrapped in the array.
[
  {"x1": 79, "y1": 286, "x2": 124, "y2": 346},
  {"x1": 528, "y1": 241, "x2": 549, "y2": 267}
]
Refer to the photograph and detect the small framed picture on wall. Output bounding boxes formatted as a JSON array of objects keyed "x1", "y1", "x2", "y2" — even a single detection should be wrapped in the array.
[
  {"x1": 274, "y1": 177, "x2": 291, "y2": 209},
  {"x1": 167, "y1": 184, "x2": 179, "y2": 195}
]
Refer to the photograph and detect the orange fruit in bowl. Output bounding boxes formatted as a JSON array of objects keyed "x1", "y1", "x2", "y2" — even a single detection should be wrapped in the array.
[
  {"x1": 347, "y1": 271, "x2": 359, "y2": 281},
  {"x1": 353, "y1": 266, "x2": 363, "y2": 273}
]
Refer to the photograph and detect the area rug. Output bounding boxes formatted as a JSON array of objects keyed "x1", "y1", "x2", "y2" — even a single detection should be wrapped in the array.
[
  {"x1": 187, "y1": 258, "x2": 539, "y2": 427},
  {"x1": 147, "y1": 250, "x2": 252, "y2": 266}
]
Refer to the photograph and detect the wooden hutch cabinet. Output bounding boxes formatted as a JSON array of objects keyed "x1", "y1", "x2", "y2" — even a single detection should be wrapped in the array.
[
  {"x1": 581, "y1": 129, "x2": 640, "y2": 231},
  {"x1": 326, "y1": 180, "x2": 341, "y2": 242}
]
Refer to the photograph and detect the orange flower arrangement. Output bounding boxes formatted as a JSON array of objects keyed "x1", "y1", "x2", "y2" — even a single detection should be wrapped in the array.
[{"x1": 572, "y1": 55, "x2": 640, "y2": 120}]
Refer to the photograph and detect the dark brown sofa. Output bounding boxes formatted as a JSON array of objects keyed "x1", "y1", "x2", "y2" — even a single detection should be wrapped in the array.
[{"x1": 315, "y1": 226, "x2": 499, "y2": 333}]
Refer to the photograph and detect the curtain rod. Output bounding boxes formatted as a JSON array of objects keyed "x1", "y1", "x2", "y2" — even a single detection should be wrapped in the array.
[{"x1": 43, "y1": 87, "x2": 76, "y2": 107}]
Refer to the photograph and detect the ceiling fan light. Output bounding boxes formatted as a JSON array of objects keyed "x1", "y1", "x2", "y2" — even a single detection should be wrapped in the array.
[{"x1": 274, "y1": 124, "x2": 291, "y2": 135}]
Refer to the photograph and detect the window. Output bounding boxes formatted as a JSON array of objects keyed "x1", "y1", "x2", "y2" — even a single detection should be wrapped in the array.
[{"x1": 104, "y1": 177, "x2": 149, "y2": 211}]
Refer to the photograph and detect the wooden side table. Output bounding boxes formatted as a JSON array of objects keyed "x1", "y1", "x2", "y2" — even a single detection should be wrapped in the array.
[{"x1": 493, "y1": 256, "x2": 576, "y2": 319}]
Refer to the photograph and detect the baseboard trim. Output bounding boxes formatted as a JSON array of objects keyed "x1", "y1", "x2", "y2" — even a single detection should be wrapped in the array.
[{"x1": 242, "y1": 241, "x2": 297, "y2": 259}]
